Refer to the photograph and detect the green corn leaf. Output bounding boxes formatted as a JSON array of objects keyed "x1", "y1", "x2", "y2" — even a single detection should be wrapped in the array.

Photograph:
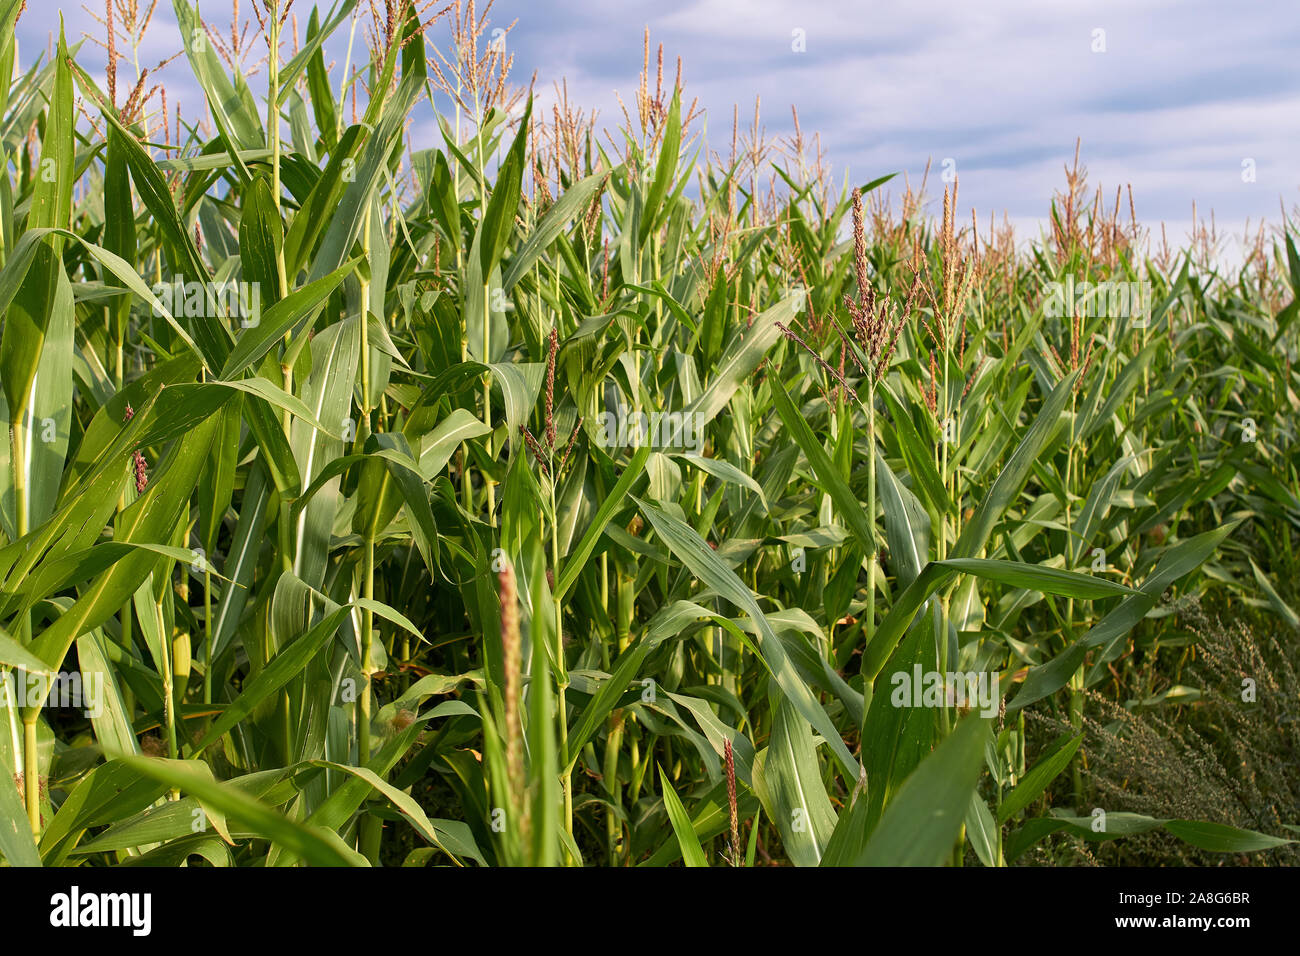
[
  {"x1": 658, "y1": 764, "x2": 708, "y2": 867},
  {"x1": 857, "y1": 716, "x2": 991, "y2": 866}
]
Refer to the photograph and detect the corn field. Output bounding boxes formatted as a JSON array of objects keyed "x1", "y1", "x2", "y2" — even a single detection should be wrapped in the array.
[{"x1": 0, "y1": 0, "x2": 1297, "y2": 868}]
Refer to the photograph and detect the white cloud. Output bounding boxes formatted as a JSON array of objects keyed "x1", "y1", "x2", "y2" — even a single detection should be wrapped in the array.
[{"x1": 16, "y1": 0, "x2": 1299, "y2": 235}]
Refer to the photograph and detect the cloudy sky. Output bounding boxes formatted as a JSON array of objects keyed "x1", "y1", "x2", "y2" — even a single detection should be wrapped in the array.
[{"x1": 16, "y1": 0, "x2": 1300, "y2": 252}]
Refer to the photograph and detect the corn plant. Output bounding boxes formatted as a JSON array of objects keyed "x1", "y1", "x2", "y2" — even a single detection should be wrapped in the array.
[{"x1": 0, "y1": 0, "x2": 1296, "y2": 868}]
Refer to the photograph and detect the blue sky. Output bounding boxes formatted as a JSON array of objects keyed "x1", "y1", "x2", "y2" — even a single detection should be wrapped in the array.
[{"x1": 16, "y1": 0, "x2": 1300, "y2": 252}]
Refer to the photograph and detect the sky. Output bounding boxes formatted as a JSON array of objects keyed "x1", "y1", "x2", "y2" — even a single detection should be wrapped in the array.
[{"x1": 15, "y1": 0, "x2": 1300, "y2": 257}]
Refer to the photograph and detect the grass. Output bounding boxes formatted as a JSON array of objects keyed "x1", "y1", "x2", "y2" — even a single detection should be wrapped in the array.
[{"x1": 0, "y1": 0, "x2": 1297, "y2": 867}]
